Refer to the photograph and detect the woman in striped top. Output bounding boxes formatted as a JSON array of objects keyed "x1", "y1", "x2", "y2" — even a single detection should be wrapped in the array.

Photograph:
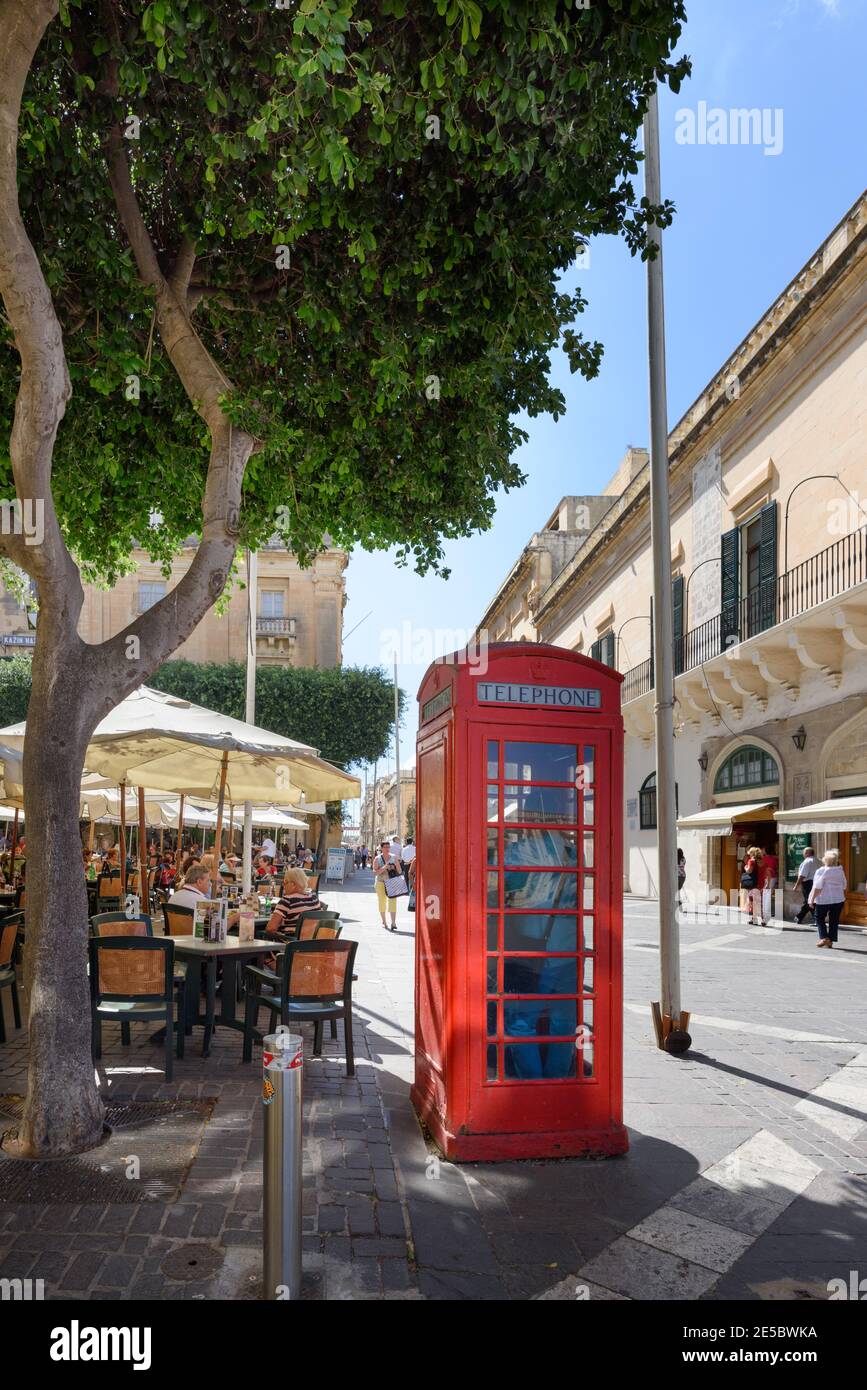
[{"x1": 266, "y1": 867, "x2": 320, "y2": 941}]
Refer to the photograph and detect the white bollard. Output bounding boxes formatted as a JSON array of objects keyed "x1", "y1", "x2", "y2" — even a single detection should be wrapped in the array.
[{"x1": 262, "y1": 1031, "x2": 303, "y2": 1300}]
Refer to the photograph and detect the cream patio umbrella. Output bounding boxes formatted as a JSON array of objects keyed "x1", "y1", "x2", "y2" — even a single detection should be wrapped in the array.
[{"x1": 0, "y1": 685, "x2": 359, "y2": 891}]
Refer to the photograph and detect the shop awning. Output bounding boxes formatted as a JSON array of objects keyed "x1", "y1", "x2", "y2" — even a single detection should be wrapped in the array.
[
  {"x1": 776, "y1": 796, "x2": 867, "y2": 835},
  {"x1": 676, "y1": 802, "x2": 777, "y2": 836}
]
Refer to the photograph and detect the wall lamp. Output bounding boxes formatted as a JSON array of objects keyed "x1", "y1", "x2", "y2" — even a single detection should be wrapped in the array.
[
  {"x1": 697, "y1": 751, "x2": 709, "y2": 771},
  {"x1": 791, "y1": 726, "x2": 807, "y2": 752}
]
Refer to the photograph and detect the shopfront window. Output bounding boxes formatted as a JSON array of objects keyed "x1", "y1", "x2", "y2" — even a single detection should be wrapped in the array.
[{"x1": 484, "y1": 738, "x2": 596, "y2": 1084}]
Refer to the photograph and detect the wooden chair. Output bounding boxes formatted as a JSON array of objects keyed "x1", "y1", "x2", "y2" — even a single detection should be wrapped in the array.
[
  {"x1": 96, "y1": 872, "x2": 124, "y2": 912},
  {"x1": 306, "y1": 873, "x2": 321, "y2": 894},
  {"x1": 242, "y1": 938, "x2": 358, "y2": 1075},
  {"x1": 162, "y1": 903, "x2": 195, "y2": 937},
  {"x1": 296, "y1": 911, "x2": 341, "y2": 941},
  {"x1": 89, "y1": 935, "x2": 184, "y2": 1080},
  {"x1": 90, "y1": 912, "x2": 153, "y2": 937},
  {"x1": 0, "y1": 917, "x2": 22, "y2": 1043}
]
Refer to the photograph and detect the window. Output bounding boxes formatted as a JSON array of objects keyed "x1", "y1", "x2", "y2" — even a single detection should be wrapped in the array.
[
  {"x1": 638, "y1": 773, "x2": 679, "y2": 830},
  {"x1": 714, "y1": 745, "x2": 780, "y2": 793},
  {"x1": 485, "y1": 737, "x2": 597, "y2": 1084},
  {"x1": 138, "y1": 581, "x2": 166, "y2": 613},
  {"x1": 590, "y1": 631, "x2": 616, "y2": 668},
  {"x1": 720, "y1": 500, "x2": 777, "y2": 649},
  {"x1": 260, "y1": 590, "x2": 284, "y2": 618}
]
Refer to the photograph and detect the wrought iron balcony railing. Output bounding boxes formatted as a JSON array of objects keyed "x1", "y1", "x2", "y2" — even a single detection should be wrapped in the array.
[{"x1": 621, "y1": 524, "x2": 867, "y2": 701}]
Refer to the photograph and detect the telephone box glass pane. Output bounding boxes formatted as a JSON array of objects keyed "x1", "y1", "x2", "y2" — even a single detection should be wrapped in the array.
[
  {"x1": 503, "y1": 913, "x2": 578, "y2": 952},
  {"x1": 503, "y1": 785, "x2": 577, "y2": 824},
  {"x1": 487, "y1": 786, "x2": 499, "y2": 822},
  {"x1": 582, "y1": 956, "x2": 594, "y2": 993},
  {"x1": 504, "y1": 743, "x2": 577, "y2": 783},
  {"x1": 487, "y1": 742, "x2": 499, "y2": 779},
  {"x1": 487, "y1": 871, "x2": 499, "y2": 907},
  {"x1": 580, "y1": 1041, "x2": 594, "y2": 1077},
  {"x1": 487, "y1": 914, "x2": 499, "y2": 950},
  {"x1": 503, "y1": 999, "x2": 578, "y2": 1037},
  {"x1": 487, "y1": 1002, "x2": 498, "y2": 1037},
  {"x1": 503, "y1": 828, "x2": 578, "y2": 866},
  {"x1": 487, "y1": 958, "x2": 498, "y2": 992},
  {"x1": 503, "y1": 957, "x2": 578, "y2": 995},
  {"x1": 503, "y1": 871, "x2": 577, "y2": 909},
  {"x1": 582, "y1": 915, "x2": 594, "y2": 951},
  {"x1": 582, "y1": 878, "x2": 594, "y2": 910},
  {"x1": 486, "y1": 1045, "x2": 498, "y2": 1080},
  {"x1": 487, "y1": 830, "x2": 499, "y2": 865},
  {"x1": 583, "y1": 1000, "x2": 594, "y2": 1034},
  {"x1": 504, "y1": 1043, "x2": 577, "y2": 1080},
  {"x1": 582, "y1": 834, "x2": 595, "y2": 868}
]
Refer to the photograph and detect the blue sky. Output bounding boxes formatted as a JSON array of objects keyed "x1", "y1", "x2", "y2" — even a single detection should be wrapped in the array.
[{"x1": 342, "y1": 0, "x2": 867, "y2": 822}]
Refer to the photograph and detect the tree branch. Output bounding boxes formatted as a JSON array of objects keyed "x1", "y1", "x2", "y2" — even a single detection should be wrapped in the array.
[{"x1": 0, "y1": 0, "x2": 83, "y2": 615}]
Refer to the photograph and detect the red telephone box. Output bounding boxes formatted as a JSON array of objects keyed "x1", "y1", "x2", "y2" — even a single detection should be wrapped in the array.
[{"x1": 412, "y1": 643, "x2": 627, "y2": 1162}]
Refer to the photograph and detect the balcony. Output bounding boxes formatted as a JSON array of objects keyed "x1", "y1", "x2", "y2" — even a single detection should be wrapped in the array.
[
  {"x1": 621, "y1": 525, "x2": 867, "y2": 737},
  {"x1": 256, "y1": 617, "x2": 296, "y2": 637}
]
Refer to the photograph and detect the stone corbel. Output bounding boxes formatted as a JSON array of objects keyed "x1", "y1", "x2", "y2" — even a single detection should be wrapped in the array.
[
  {"x1": 750, "y1": 648, "x2": 800, "y2": 700},
  {"x1": 786, "y1": 631, "x2": 843, "y2": 689}
]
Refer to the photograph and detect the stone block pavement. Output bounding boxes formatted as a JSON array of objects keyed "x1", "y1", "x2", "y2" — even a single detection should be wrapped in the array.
[{"x1": 1, "y1": 874, "x2": 866, "y2": 1301}]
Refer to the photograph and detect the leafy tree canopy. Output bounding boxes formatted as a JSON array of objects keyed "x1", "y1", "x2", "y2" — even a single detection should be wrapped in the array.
[
  {"x1": 150, "y1": 658, "x2": 401, "y2": 766},
  {"x1": 3, "y1": 0, "x2": 688, "y2": 585}
]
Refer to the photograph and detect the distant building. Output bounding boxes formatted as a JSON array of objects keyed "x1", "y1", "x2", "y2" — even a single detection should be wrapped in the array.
[
  {"x1": 0, "y1": 541, "x2": 347, "y2": 670},
  {"x1": 361, "y1": 769, "x2": 416, "y2": 847}
]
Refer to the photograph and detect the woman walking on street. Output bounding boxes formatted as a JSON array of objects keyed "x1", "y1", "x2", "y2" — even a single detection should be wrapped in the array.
[
  {"x1": 741, "y1": 846, "x2": 763, "y2": 925},
  {"x1": 759, "y1": 847, "x2": 778, "y2": 926},
  {"x1": 373, "y1": 838, "x2": 399, "y2": 931},
  {"x1": 809, "y1": 849, "x2": 847, "y2": 948}
]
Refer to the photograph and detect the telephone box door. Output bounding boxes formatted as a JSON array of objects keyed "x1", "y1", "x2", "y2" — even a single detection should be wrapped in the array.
[{"x1": 467, "y1": 722, "x2": 616, "y2": 1139}]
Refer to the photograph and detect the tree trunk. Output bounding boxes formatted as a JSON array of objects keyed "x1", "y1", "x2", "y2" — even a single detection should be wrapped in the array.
[{"x1": 13, "y1": 646, "x2": 104, "y2": 1157}]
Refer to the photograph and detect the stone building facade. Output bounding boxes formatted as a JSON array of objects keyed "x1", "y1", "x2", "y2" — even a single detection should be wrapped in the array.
[
  {"x1": 1, "y1": 542, "x2": 348, "y2": 670},
  {"x1": 474, "y1": 190, "x2": 867, "y2": 925}
]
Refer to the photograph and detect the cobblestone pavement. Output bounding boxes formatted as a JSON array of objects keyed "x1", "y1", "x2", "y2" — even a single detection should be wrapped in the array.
[{"x1": 1, "y1": 876, "x2": 866, "y2": 1300}]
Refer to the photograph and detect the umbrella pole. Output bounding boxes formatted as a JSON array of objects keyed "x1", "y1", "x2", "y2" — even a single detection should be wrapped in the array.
[
  {"x1": 88, "y1": 816, "x2": 95, "y2": 854},
  {"x1": 212, "y1": 751, "x2": 229, "y2": 892},
  {"x1": 177, "y1": 793, "x2": 185, "y2": 856},
  {"x1": 228, "y1": 802, "x2": 234, "y2": 857},
  {"x1": 119, "y1": 780, "x2": 127, "y2": 895},
  {"x1": 138, "y1": 786, "x2": 147, "y2": 906},
  {"x1": 10, "y1": 808, "x2": 19, "y2": 887}
]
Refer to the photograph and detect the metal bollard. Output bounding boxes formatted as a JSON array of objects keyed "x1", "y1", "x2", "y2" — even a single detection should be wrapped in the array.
[{"x1": 262, "y1": 1031, "x2": 303, "y2": 1300}]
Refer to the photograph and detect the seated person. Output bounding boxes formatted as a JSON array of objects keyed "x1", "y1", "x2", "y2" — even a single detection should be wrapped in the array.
[
  {"x1": 169, "y1": 863, "x2": 239, "y2": 927},
  {"x1": 265, "y1": 867, "x2": 320, "y2": 941}
]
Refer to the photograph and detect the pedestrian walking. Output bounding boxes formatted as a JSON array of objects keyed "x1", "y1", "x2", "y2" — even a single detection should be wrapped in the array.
[
  {"x1": 401, "y1": 836, "x2": 416, "y2": 880},
  {"x1": 676, "y1": 847, "x2": 686, "y2": 907},
  {"x1": 809, "y1": 849, "x2": 847, "y2": 948},
  {"x1": 794, "y1": 845, "x2": 818, "y2": 923},
  {"x1": 759, "y1": 847, "x2": 778, "y2": 926},
  {"x1": 373, "y1": 838, "x2": 400, "y2": 930},
  {"x1": 740, "y1": 846, "x2": 763, "y2": 924}
]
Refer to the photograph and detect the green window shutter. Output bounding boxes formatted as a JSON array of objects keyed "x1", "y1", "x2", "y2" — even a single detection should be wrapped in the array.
[
  {"x1": 648, "y1": 595, "x2": 654, "y2": 688},
  {"x1": 672, "y1": 575, "x2": 684, "y2": 675},
  {"x1": 604, "y1": 631, "x2": 616, "y2": 668},
  {"x1": 758, "y1": 500, "x2": 778, "y2": 634},
  {"x1": 590, "y1": 638, "x2": 601, "y2": 664},
  {"x1": 720, "y1": 526, "x2": 740, "y2": 653}
]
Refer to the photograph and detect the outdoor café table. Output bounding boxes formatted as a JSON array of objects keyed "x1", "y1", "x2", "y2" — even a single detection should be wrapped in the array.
[{"x1": 171, "y1": 935, "x2": 284, "y2": 1057}]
